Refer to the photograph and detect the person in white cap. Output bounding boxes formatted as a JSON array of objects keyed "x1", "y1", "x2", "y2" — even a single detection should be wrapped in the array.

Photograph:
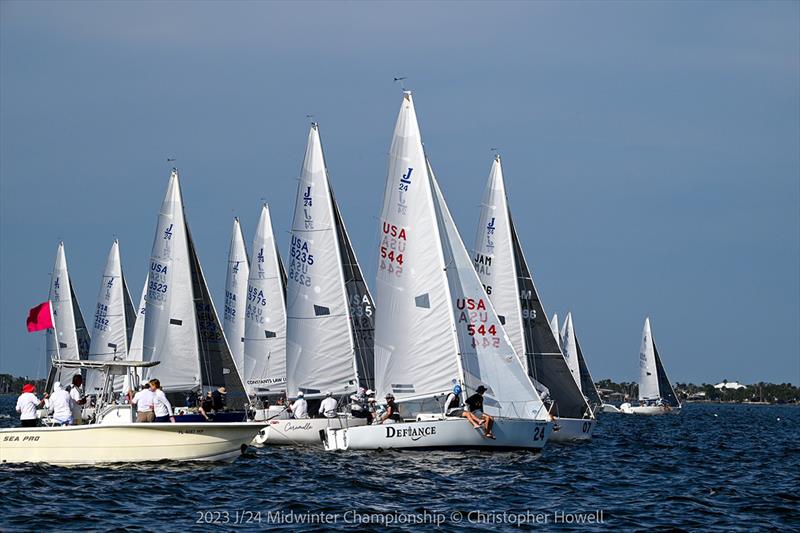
[
  {"x1": 48, "y1": 382, "x2": 75, "y2": 426},
  {"x1": 319, "y1": 392, "x2": 338, "y2": 418},
  {"x1": 289, "y1": 391, "x2": 308, "y2": 419}
]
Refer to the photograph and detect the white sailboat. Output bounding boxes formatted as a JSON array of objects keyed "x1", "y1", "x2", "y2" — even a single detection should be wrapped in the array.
[
  {"x1": 223, "y1": 217, "x2": 249, "y2": 385},
  {"x1": 559, "y1": 313, "x2": 583, "y2": 393},
  {"x1": 85, "y1": 239, "x2": 137, "y2": 395},
  {"x1": 324, "y1": 92, "x2": 552, "y2": 452},
  {"x1": 620, "y1": 317, "x2": 681, "y2": 415},
  {"x1": 1, "y1": 360, "x2": 266, "y2": 465},
  {"x1": 560, "y1": 312, "x2": 603, "y2": 412},
  {"x1": 243, "y1": 204, "x2": 288, "y2": 402},
  {"x1": 472, "y1": 155, "x2": 595, "y2": 442},
  {"x1": 45, "y1": 242, "x2": 91, "y2": 391},
  {"x1": 143, "y1": 169, "x2": 248, "y2": 411},
  {"x1": 257, "y1": 123, "x2": 374, "y2": 445}
]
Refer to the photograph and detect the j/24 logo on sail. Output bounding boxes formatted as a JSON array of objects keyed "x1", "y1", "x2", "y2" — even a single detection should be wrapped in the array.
[
  {"x1": 303, "y1": 186, "x2": 312, "y2": 206},
  {"x1": 163, "y1": 224, "x2": 173, "y2": 240},
  {"x1": 398, "y1": 167, "x2": 413, "y2": 191}
]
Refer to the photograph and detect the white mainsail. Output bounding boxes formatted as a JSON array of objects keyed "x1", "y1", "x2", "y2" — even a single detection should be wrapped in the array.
[
  {"x1": 143, "y1": 169, "x2": 201, "y2": 391},
  {"x1": 45, "y1": 242, "x2": 90, "y2": 389},
  {"x1": 286, "y1": 124, "x2": 359, "y2": 398},
  {"x1": 638, "y1": 317, "x2": 660, "y2": 401},
  {"x1": 472, "y1": 155, "x2": 526, "y2": 371},
  {"x1": 243, "y1": 204, "x2": 287, "y2": 396},
  {"x1": 374, "y1": 92, "x2": 460, "y2": 403},
  {"x1": 85, "y1": 240, "x2": 132, "y2": 394},
  {"x1": 559, "y1": 312, "x2": 582, "y2": 393},
  {"x1": 550, "y1": 314, "x2": 561, "y2": 351},
  {"x1": 223, "y1": 217, "x2": 249, "y2": 383},
  {"x1": 374, "y1": 92, "x2": 543, "y2": 419}
]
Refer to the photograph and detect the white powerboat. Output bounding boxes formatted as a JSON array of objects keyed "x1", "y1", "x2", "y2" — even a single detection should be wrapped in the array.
[{"x1": 1, "y1": 360, "x2": 265, "y2": 465}]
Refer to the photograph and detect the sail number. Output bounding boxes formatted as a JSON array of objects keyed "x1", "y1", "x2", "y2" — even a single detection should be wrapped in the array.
[
  {"x1": 380, "y1": 222, "x2": 407, "y2": 278},
  {"x1": 457, "y1": 298, "x2": 501, "y2": 349},
  {"x1": 533, "y1": 426, "x2": 546, "y2": 441},
  {"x1": 289, "y1": 236, "x2": 314, "y2": 287}
]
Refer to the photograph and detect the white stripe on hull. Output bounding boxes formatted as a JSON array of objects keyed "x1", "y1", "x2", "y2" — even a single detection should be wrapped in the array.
[
  {"x1": 547, "y1": 417, "x2": 596, "y2": 442},
  {"x1": 0, "y1": 422, "x2": 265, "y2": 465},
  {"x1": 323, "y1": 418, "x2": 552, "y2": 451},
  {"x1": 254, "y1": 417, "x2": 368, "y2": 446}
]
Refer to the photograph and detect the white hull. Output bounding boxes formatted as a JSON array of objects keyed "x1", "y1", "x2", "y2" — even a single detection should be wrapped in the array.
[
  {"x1": 619, "y1": 403, "x2": 681, "y2": 416},
  {"x1": 548, "y1": 417, "x2": 596, "y2": 442},
  {"x1": 0, "y1": 422, "x2": 265, "y2": 465},
  {"x1": 254, "y1": 416, "x2": 368, "y2": 446},
  {"x1": 600, "y1": 403, "x2": 621, "y2": 414},
  {"x1": 323, "y1": 417, "x2": 552, "y2": 451}
]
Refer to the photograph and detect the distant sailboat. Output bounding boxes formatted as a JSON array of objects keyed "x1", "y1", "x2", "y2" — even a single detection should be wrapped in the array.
[
  {"x1": 560, "y1": 312, "x2": 603, "y2": 412},
  {"x1": 325, "y1": 92, "x2": 552, "y2": 451},
  {"x1": 223, "y1": 217, "x2": 249, "y2": 385},
  {"x1": 620, "y1": 317, "x2": 681, "y2": 415},
  {"x1": 258, "y1": 123, "x2": 375, "y2": 445},
  {"x1": 45, "y1": 242, "x2": 91, "y2": 392},
  {"x1": 143, "y1": 169, "x2": 247, "y2": 410},
  {"x1": 550, "y1": 314, "x2": 561, "y2": 351},
  {"x1": 85, "y1": 240, "x2": 137, "y2": 395},
  {"x1": 473, "y1": 155, "x2": 595, "y2": 441},
  {"x1": 243, "y1": 204, "x2": 287, "y2": 399}
]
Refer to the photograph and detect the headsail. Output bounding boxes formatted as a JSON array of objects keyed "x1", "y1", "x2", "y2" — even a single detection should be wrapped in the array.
[
  {"x1": 243, "y1": 204, "x2": 287, "y2": 397},
  {"x1": 45, "y1": 242, "x2": 90, "y2": 391},
  {"x1": 223, "y1": 217, "x2": 249, "y2": 383},
  {"x1": 474, "y1": 156, "x2": 590, "y2": 419},
  {"x1": 650, "y1": 319, "x2": 680, "y2": 407},
  {"x1": 85, "y1": 240, "x2": 131, "y2": 394},
  {"x1": 286, "y1": 124, "x2": 374, "y2": 398}
]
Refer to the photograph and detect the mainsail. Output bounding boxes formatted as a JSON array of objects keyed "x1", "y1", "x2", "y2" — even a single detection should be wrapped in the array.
[
  {"x1": 143, "y1": 169, "x2": 246, "y2": 408},
  {"x1": 473, "y1": 156, "x2": 590, "y2": 420},
  {"x1": 286, "y1": 123, "x2": 375, "y2": 398},
  {"x1": 45, "y1": 242, "x2": 90, "y2": 391},
  {"x1": 223, "y1": 217, "x2": 249, "y2": 383},
  {"x1": 243, "y1": 204, "x2": 287, "y2": 397},
  {"x1": 640, "y1": 317, "x2": 680, "y2": 407},
  {"x1": 559, "y1": 313, "x2": 583, "y2": 393},
  {"x1": 85, "y1": 240, "x2": 135, "y2": 394},
  {"x1": 374, "y1": 92, "x2": 543, "y2": 419}
]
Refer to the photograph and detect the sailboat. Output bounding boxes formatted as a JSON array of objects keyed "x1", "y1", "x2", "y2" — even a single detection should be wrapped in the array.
[
  {"x1": 223, "y1": 217, "x2": 249, "y2": 385},
  {"x1": 472, "y1": 155, "x2": 595, "y2": 441},
  {"x1": 620, "y1": 317, "x2": 681, "y2": 415},
  {"x1": 84, "y1": 239, "x2": 137, "y2": 396},
  {"x1": 142, "y1": 168, "x2": 248, "y2": 414},
  {"x1": 560, "y1": 312, "x2": 603, "y2": 413},
  {"x1": 256, "y1": 123, "x2": 374, "y2": 445},
  {"x1": 243, "y1": 204, "x2": 288, "y2": 414},
  {"x1": 550, "y1": 314, "x2": 561, "y2": 350},
  {"x1": 324, "y1": 92, "x2": 552, "y2": 451},
  {"x1": 44, "y1": 242, "x2": 91, "y2": 392}
]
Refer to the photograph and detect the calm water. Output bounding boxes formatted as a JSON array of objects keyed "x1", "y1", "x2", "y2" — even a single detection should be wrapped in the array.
[{"x1": 0, "y1": 399, "x2": 798, "y2": 531}]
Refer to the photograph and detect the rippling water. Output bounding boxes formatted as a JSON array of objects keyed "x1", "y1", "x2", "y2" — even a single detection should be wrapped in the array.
[{"x1": 1, "y1": 398, "x2": 798, "y2": 531}]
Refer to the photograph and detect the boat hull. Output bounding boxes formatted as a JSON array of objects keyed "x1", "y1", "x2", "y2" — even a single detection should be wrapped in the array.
[
  {"x1": 0, "y1": 422, "x2": 266, "y2": 465},
  {"x1": 254, "y1": 416, "x2": 368, "y2": 446},
  {"x1": 548, "y1": 417, "x2": 596, "y2": 442},
  {"x1": 620, "y1": 404, "x2": 681, "y2": 416},
  {"x1": 323, "y1": 418, "x2": 552, "y2": 451}
]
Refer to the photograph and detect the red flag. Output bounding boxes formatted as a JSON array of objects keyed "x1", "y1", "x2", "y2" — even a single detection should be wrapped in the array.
[{"x1": 27, "y1": 301, "x2": 53, "y2": 332}]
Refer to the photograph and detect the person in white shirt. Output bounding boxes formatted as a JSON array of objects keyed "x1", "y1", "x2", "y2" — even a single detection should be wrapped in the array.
[
  {"x1": 289, "y1": 391, "x2": 308, "y2": 419},
  {"x1": 68, "y1": 374, "x2": 87, "y2": 424},
  {"x1": 16, "y1": 383, "x2": 45, "y2": 427},
  {"x1": 131, "y1": 383, "x2": 156, "y2": 422},
  {"x1": 48, "y1": 382, "x2": 75, "y2": 426},
  {"x1": 319, "y1": 392, "x2": 338, "y2": 418},
  {"x1": 149, "y1": 379, "x2": 175, "y2": 423}
]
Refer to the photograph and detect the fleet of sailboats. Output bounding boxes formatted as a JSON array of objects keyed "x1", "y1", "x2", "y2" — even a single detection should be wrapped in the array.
[{"x1": 12, "y1": 90, "x2": 686, "y2": 464}]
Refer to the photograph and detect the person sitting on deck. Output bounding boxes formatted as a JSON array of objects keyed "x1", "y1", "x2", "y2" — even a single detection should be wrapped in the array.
[
  {"x1": 211, "y1": 387, "x2": 227, "y2": 411},
  {"x1": 16, "y1": 383, "x2": 45, "y2": 427},
  {"x1": 289, "y1": 391, "x2": 308, "y2": 419},
  {"x1": 378, "y1": 393, "x2": 401, "y2": 424},
  {"x1": 198, "y1": 392, "x2": 214, "y2": 421},
  {"x1": 319, "y1": 392, "x2": 338, "y2": 418},
  {"x1": 465, "y1": 385, "x2": 495, "y2": 439},
  {"x1": 444, "y1": 385, "x2": 483, "y2": 428}
]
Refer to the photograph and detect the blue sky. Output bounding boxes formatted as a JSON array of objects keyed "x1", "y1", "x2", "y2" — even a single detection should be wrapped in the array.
[{"x1": 1, "y1": 1, "x2": 798, "y2": 385}]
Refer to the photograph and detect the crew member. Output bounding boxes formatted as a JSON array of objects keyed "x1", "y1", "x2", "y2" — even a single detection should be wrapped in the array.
[
  {"x1": 289, "y1": 391, "x2": 308, "y2": 419},
  {"x1": 150, "y1": 379, "x2": 175, "y2": 423},
  {"x1": 16, "y1": 383, "x2": 45, "y2": 427},
  {"x1": 319, "y1": 392, "x2": 338, "y2": 418},
  {"x1": 465, "y1": 385, "x2": 494, "y2": 439},
  {"x1": 379, "y1": 393, "x2": 401, "y2": 424},
  {"x1": 49, "y1": 382, "x2": 75, "y2": 426},
  {"x1": 69, "y1": 374, "x2": 87, "y2": 424},
  {"x1": 131, "y1": 383, "x2": 155, "y2": 422}
]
